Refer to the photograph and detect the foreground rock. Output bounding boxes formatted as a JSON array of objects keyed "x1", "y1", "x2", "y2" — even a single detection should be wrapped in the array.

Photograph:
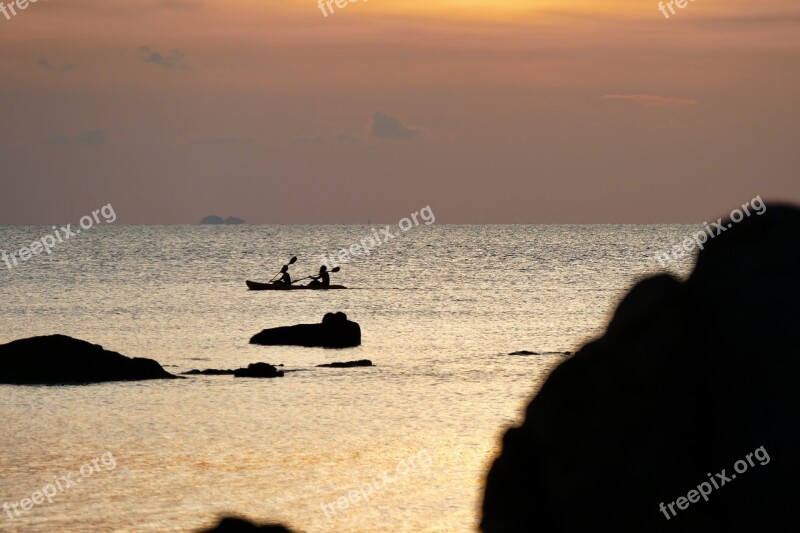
[
  {"x1": 482, "y1": 204, "x2": 800, "y2": 532},
  {"x1": 200, "y1": 517, "x2": 292, "y2": 532},
  {"x1": 250, "y1": 312, "x2": 361, "y2": 348},
  {"x1": 0, "y1": 335, "x2": 176, "y2": 385},
  {"x1": 317, "y1": 359, "x2": 374, "y2": 368}
]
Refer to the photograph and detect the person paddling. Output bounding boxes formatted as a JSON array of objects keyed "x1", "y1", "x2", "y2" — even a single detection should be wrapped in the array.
[
  {"x1": 268, "y1": 256, "x2": 297, "y2": 285},
  {"x1": 274, "y1": 264, "x2": 292, "y2": 285},
  {"x1": 308, "y1": 265, "x2": 330, "y2": 288}
]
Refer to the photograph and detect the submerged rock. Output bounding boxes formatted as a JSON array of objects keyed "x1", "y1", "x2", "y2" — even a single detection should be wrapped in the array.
[
  {"x1": 508, "y1": 350, "x2": 571, "y2": 356},
  {"x1": 183, "y1": 369, "x2": 236, "y2": 376},
  {"x1": 481, "y1": 204, "x2": 800, "y2": 532},
  {"x1": 183, "y1": 363, "x2": 283, "y2": 378},
  {"x1": 316, "y1": 359, "x2": 374, "y2": 368},
  {"x1": 233, "y1": 363, "x2": 284, "y2": 378},
  {"x1": 250, "y1": 312, "x2": 361, "y2": 348},
  {"x1": 199, "y1": 517, "x2": 293, "y2": 532},
  {"x1": 0, "y1": 335, "x2": 176, "y2": 385}
]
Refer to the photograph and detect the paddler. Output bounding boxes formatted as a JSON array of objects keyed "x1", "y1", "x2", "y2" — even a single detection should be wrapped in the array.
[
  {"x1": 274, "y1": 264, "x2": 292, "y2": 285},
  {"x1": 308, "y1": 265, "x2": 330, "y2": 288}
]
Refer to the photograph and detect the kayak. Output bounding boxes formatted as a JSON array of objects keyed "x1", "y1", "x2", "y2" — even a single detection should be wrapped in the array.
[{"x1": 246, "y1": 280, "x2": 348, "y2": 291}]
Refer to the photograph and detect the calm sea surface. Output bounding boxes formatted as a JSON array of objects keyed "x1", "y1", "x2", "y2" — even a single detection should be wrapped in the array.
[{"x1": 0, "y1": 224, "x2": 694, "y2": 532}]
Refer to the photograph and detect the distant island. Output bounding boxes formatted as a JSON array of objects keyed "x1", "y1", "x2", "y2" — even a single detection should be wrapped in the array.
[{"x1": 201, "y1": 215, "x2": 245, "y2": 225}]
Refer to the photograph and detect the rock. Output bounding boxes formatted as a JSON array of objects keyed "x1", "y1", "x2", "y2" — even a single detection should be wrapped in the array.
[
  {"x1": 199, "y1": 516, "x2": 293, "y2": 532},
  {"x1": 183, "y1": 364, "x2": 285, "y2": 376},
  {"x1": 250, "y1": 312, "x2": 361, "y2": 348},
  {"x1": 201, "y1": 215, "x2": 245, "y2": 225},
  {"x1": 233, "y1": 363, "x2": 284, "y2": 378},
  {"x1": 508, "y1": 350, "x2": 571, "y2": 356},
  {"x1": 183, "y1": 369, "x2": 236, "y2": 375},
  {"x1": 0, "y1": 335, "x2": 177, "y2": 385},
  {"x1": 481, "y1": 204, "x2": 800, "y2": 532},
  {"x1": 316, "y1": 359, "x2": 374, "y2": 368}
]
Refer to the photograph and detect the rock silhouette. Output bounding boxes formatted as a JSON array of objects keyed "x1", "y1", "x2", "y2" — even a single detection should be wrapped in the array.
[
  {"x1": 233, "y1": 363, "x2": 284, "y2": 378},
  {"x1": 201, "y1": 215, "x2": 244, "y2": 225},
  {"x1": 508, "y1": 350, "x2": 571, "y2": 356},
  {"x1": 183, "y1": 368, "x2": 238, "y2": 376},
  {"x1": 316, "y1": 359, "x2": 374, "y2": 368},
  {"x1": 183, "y1": 363, "x2": 285, "y2": 377},
  {"x1": 0, "y1": 335, "x2": 176, "y2": 384},
  {"x1": 199, "y1": 517, "x2": 292, "y2": 532},
  {"x1": 250, "y1": 312, "x2": 361, "y2": 348},
  {"x1": 481, "y1": 204, "x2": 800, "y2": 532}
]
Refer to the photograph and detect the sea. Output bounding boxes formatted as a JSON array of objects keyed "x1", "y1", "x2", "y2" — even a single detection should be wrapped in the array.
[{"x1": 0, "y1": 224, "x2": 695, "y2": 532}]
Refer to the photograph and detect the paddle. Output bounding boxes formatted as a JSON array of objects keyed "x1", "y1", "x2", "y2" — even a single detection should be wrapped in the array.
[
  {"x1": 268, "y1": 256, "x2": 298, "y2": 283},
  {"x1": 291, "y1": 266, "x2": 340, "y2": 285}
]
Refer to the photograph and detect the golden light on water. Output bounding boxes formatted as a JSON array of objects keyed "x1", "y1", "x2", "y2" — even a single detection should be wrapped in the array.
[{"x1": 261, "y1": 0, "x2": 658, "y2": 20}]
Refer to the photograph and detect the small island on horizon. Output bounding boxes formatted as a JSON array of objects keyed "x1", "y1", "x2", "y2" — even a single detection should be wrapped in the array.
[{"x1": 200, "y1": 215, "x2": 245, "y2": 225}]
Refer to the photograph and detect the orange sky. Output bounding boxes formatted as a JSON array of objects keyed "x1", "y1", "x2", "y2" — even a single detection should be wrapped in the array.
[{"x1": 0, "y1": 0, "x2": 798, "y2": 223}]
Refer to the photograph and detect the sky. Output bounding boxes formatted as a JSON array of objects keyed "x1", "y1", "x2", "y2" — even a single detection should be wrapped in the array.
[{"x1": 0, "y1": 0, "x2": 798, "y2": 223}]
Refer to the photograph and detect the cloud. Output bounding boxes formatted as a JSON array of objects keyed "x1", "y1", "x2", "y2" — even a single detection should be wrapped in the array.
[
  {"x1": 688, "y1": 13, "x2": 800, "y2": 29},
  {"x1": 289, "y1": 114, "x2": 420, "y2": 145},
  {"x1": 45, "y1": 129, "x2": 109, "y2": 146},
  {"x1": 655, "y1": 118, "x2": 689, "y2": 130},
  {"x1": 370, "y1": 112, "x2": 421, "y2": 140},
  {"x1": 139, "y1": 46, "x2": 190, "y2": 69},
  {"x1": 192, "y1": 136, "x2": 256, "y2": 146},
  {"x1": 336, "y1": 134, "x2": 362, "y2": 144},
  {"x1": 602, "y1": 94, "x2": 698, "y2": 107},
  {"x1": 286, "y1": 133, "x2": 364, "y2": 145},
  {"x1": 289, "y1": 136, "x2": 325, "y2": 146},
  {"x1": 156, "y1": 0, "x2": 203, "y2": 10},
  {"x1": 38, "y1": 59, "x2": 77, "y2": 72}
]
